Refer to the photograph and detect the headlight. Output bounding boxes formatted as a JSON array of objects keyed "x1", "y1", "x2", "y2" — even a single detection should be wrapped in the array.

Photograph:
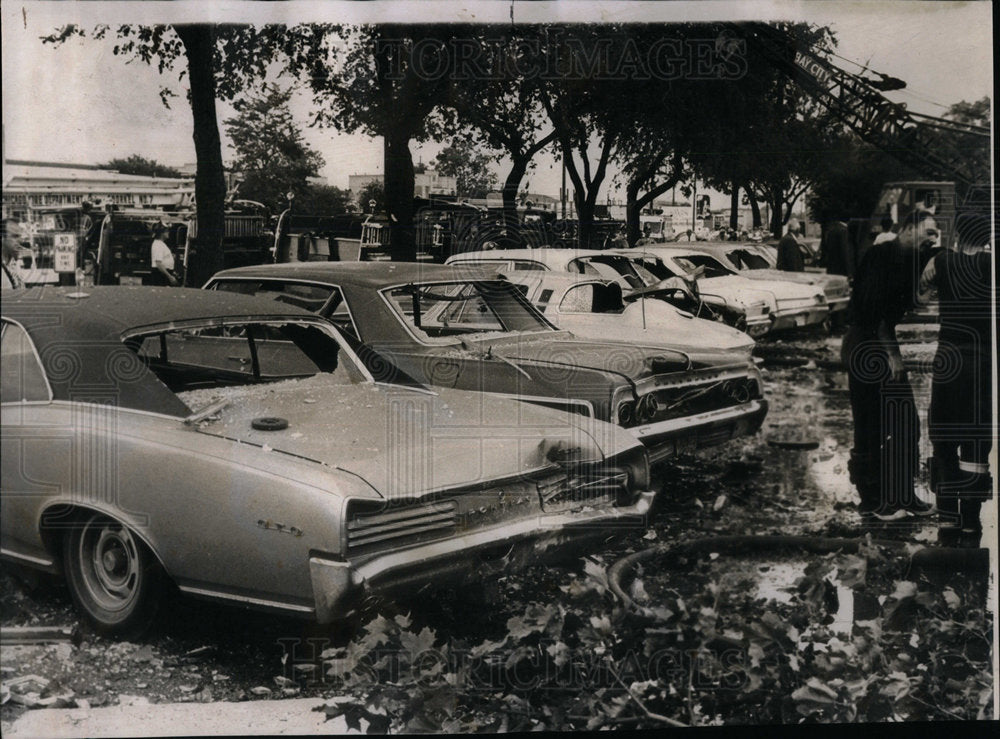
[{"x1": 635, "y1": 393, "x2": 659, "y2": 424}]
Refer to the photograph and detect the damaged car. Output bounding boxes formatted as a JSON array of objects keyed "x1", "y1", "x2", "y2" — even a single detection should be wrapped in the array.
[
  {"x1": 658, "y1": 242, "x2": 850, "y2": 321},
  {"x1": 205, "y1": 262, "x2": 768, "y2": 464},
  {"x1": 618, "y1": 247, "x2": 831, "y2": 333},
  {"x1": 498, "y1": 270, "x2": 756, "y2": 357},
  {"x1": 1, "y1": 287, "x2": 656, "y2": 635},
  {"x1": 445, "y1": 247, "x2": 773, "y2": 337}
]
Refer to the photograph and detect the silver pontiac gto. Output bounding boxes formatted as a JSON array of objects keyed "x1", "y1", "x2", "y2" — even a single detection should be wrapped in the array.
[{"x1": 1, "y1": 287, "x2": 654, "y2": 636}]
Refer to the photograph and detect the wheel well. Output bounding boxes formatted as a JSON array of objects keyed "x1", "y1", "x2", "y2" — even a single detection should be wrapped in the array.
[{"x1": 39, "y1": 505, "x2": 169, "y2": 578}]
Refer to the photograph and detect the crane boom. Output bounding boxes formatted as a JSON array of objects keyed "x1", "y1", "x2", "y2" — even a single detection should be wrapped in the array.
[{"x1": 739, "y1": 23, "x2": 990, "y2": 190}]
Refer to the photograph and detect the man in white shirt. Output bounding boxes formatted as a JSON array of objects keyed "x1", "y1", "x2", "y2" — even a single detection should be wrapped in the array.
[{"x1": 150, "y1": 225, "x2": 178, "y2": 286}]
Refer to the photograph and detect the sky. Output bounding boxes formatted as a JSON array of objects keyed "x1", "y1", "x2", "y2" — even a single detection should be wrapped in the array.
[{"x1": 1, "y1": 1, "x2": 993, "y2": 209}]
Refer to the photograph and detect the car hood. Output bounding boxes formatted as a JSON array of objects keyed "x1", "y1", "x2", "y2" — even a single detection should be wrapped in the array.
[{"x1": 186, "y1": 375, "x2": 636, "y2": 500}]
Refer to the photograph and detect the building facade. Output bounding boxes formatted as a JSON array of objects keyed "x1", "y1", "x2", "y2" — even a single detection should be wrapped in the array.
[
  {"x1": 348, "y1": 171, "x2": 457, "y2": 200},
  {"x1": 2, "y1": 160, "x2": 194, "y2": 221}
]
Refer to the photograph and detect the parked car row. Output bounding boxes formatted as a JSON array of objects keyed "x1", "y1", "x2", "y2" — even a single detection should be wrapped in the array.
[
  {"x1": 445, "y1": 246, "x2": 837, "y2": 336},
  {"x1": 2, "y1": 255, "x2": 770, "y2": 635}
]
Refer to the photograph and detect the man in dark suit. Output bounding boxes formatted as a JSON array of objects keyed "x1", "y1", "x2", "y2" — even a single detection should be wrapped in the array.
[
  {"x1": 841, "y1": 210, "x2": 940, "y2": 523},
  {"x1": 776, "y1": 218, "x2": 805, "y2": 271},
  {"x1": 821, "y1": 217, "x2": 854, "y2": 279}
]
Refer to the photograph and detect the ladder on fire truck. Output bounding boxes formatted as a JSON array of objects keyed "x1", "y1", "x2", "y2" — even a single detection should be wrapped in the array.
[{"x1": 737, "y1": 23, "x2": 991, "y2": 194}]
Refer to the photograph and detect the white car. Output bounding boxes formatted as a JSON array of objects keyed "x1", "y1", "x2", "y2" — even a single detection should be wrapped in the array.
[
  {"x1": 500, "y1": 270, "x2": 755, "y2": 357},
  {"x1": 618, "y1": 247, "x2": 831, "y2": 333},
  {"x1": 445, "y1": 247, "x2": 773, "y2": 336},
  {"x1": 672, "y1": 242, "x2": 850, "y2": 318}
]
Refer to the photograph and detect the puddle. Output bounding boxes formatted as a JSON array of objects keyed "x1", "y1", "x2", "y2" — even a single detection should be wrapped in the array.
[{"x1": 753, "y1": 560, "x2": 808, "y2": 604}]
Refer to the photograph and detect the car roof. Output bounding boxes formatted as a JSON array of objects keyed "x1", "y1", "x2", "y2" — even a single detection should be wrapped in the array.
[
  {"x1": 211, "y1": 261, "x2": 500, "y2": 288},
  {"x1": 447, "y1": 248, "x2": 610, "y2": 267},
  {"x1": 3, "y1": 286, "x2": 316, "y2": 341},
  {"x1": 2, "y1": 287, "x2": 326, "y2": 416}
]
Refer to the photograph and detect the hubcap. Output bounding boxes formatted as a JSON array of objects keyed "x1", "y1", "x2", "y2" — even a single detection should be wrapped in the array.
[{"x1": 78, "y1": 516, "x2": 141, "y2": 612}]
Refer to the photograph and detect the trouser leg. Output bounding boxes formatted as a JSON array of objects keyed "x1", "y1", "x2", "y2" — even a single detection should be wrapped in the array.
[
  {"x1": 880, "y1": 374, "x2": 920, "y2": 511},
  {"x1": 848, "y1": 370, "x2": 883, "y2": 512}
]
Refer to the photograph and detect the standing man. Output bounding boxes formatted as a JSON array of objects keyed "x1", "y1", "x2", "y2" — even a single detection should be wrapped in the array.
[
  {"x1": 776, "y1": 218, "x2": 805, "y2": 271},
  {"x1": 820, "y1": 215, "x2": 854, "y2": 279},
  {"x1": 918, "y1": 212, "x2": 993, "y2": 546},
  {"x1": 2, "y1": 220, "x2": 26, "y2": 289},
  {"x1": 149, "y1": 225, "x2": 178, "y2": 286},
  {"x1": 841, "y1": 210, "x2": 940, "y2": 522},
  {"x1": 873, "y1": 215, "x2": 896, "y2": 246}
]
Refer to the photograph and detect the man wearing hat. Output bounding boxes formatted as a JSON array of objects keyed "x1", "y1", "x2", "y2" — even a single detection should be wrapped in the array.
[
  {"x1": 149, "y1": 224, "x2": 178, "y2": 286},
  {"x1": 776, "y1": 218, "x2": 805, "y2": 271}
]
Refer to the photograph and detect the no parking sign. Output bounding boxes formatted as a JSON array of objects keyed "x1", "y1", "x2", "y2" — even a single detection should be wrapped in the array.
[{"x1": 53, "y1": 233, "x2": 77, "y2": 272}]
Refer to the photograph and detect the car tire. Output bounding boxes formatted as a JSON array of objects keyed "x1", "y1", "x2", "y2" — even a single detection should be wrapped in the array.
[{"x1": 64, "y1": 513, "x2": 164, "y2": 639}]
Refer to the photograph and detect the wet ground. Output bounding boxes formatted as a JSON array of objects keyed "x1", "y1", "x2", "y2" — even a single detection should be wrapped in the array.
[{"x1": 2, "y1": 321, "x2": 993, "y2": 729}]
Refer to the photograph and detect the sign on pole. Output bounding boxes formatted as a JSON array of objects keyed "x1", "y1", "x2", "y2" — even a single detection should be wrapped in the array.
[{"x1": 53, "y1": 233, "x2": 77, "y2": 273}]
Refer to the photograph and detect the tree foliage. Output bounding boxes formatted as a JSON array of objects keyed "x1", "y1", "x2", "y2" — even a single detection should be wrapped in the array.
[
  {"x1": 101, "y1": 155, "x2": 185, "y2": 179},
  {"x1": 433, "y1": 139, "x2": 498, "y2": 199},
  {"x1": 281, "y1": 24, "x2": 464, "y2": 260},
  {"x1": 224, "y1": 84, "x2": 325, "y2": 213},
  {"x1": 442, "y1": 29, "x2": 556, "y2": 220},
  {"x1": 357, "y1": 181, "x2": 385, "y2": 214},
  {"x1": 296, "y1": 184, "x2": 354, "y2": 216},
  {"x1": 689, "y1": 23, "x2": 842, "y2": 237},
  {"x1": 41, "y1": 23, "x2": 282, "y2": 284}
]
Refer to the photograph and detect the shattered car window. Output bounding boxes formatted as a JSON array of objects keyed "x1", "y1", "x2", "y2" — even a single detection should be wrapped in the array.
[
  {"x1": 211, "y1": 279, "x2": 338, "y2": 314},
  {"x1": 383, "y1": 281, "x2": 553, "y2": 341},
  {"x1": 126, "y1": 320, "x2": 362, "y2": 394},
  {"x1": 672, "y1": 254, "x2": 734, "y2": 279},
  {"x1": 559, "y1": 283, "x2": 626, "y2": 314}
]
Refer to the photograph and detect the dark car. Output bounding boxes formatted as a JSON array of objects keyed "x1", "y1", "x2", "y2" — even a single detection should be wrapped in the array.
[
  {"x1": 205, "y1": 263, "x2": 769, "y2": 463},
  {"x1": 2, "y1": 287, "x2": 655, "y2": 635}
]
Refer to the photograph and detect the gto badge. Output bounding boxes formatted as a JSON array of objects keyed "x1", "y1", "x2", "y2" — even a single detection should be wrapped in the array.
[{"x1": 257, "y1": 519, "x2": 303, "y2": 537}]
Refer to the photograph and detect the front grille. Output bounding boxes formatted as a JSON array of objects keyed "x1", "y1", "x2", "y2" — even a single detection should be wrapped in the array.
[
  {"x1": 825, "y1": 285, "x2": 848, "y2": 299},
  {"x1": 620, "y1": 377, "x2": 760, "y2": 429},
  {"x1": 538, "y1": 470, "x2": 629, "y2": 511},
  {"x1": 347, "y1": 500, "x2": 457, "y2": 550}
]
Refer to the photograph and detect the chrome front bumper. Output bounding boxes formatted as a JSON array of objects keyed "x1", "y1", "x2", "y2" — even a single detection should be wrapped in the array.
[
  {"x1": 770, "y1": 306, "x2": 829, "y2": 331},
  {"x1": 630, "y1": 399, "x2": 768, "y2": 464},
  {"x1": 826, "y1": 297, "x2": 849, "y2": 314},
  {"x1": 309, "y1": 490, "x2": 657, "y2": 623}
]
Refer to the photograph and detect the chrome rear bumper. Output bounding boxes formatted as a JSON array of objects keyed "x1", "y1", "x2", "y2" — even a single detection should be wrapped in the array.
[{"x1": 309, "y1": 490, "x2": 656, "y2": 623}]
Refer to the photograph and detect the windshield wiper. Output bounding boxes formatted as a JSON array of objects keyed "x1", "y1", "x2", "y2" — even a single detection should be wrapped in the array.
[
  {"x1": 486, "y1": 345, "x2": 532, "y2": 380},
  {"x1": 184, "y1": 398, "x2": 230, "y2": 425}
]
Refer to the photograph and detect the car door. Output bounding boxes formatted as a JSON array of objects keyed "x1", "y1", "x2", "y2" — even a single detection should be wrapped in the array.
[{"x1": 0, "y1": 319, "x2": 74, "y2": 565}]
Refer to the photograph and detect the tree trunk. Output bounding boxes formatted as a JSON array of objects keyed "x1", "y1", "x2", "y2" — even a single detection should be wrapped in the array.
[
  {"x1": 384, "y1": 127, "x2": 416, "y2": 261},
  {"x1": 729, "y1": 181, "x2": 739, "y2": 230},
  {"x1": 769, "y1": 190, "x2": 784, "y2": 238},
  {"x1": 576, "y1": 192, "x2": 595, "y2": 249},
  {"x1": 501, "y1": 155, "x2": 529, "y2": 246},
  {"x1": 746, "y1": 187, "x2": 762, "y2": 229},
  {"x1": 625, "y1": 181, "x2": 641, "y2": 246},
  {"x1": 174, "y1": 24, "x2": 226, "y2": 287}
]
